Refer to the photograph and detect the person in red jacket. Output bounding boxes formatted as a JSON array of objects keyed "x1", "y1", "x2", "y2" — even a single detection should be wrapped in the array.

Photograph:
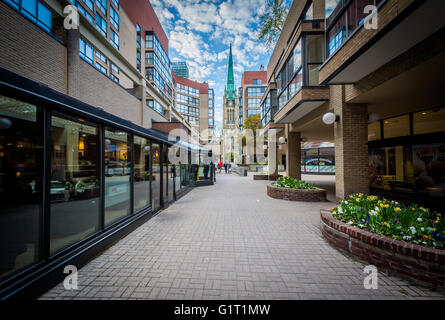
[{"x1": 217, "y1": 160, "x2": 223, "y2": 173}]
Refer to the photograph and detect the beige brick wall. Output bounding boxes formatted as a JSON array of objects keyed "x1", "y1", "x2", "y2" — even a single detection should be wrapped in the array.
[
  {"x1": 273, "y1": 87, "x2": 329, "y2": 123},
  {"x1": 332, "y1": 85, "x2": 369, "y2": 200},
  {"x1": 0, "y1": 3, "x2": 168, "y2": 131},
  {"x1": 345, "y1": 26, "x2": 445, "y2": 102},
  {"x1": 0, "y1": 1, "x2": 67, "y2": 93},
  {"x1": 285, "y1": 125, "x2": 301, "y2": 179},
  {"x1": 75, "y1": 59, "x2": 143, "y2": 125}
]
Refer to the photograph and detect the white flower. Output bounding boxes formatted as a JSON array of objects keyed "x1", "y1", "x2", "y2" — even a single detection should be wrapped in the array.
[
  {"x1": 344, "y1": 201, "x2": 349, "y2": 205},
  {"x1": 403, "y1": 236, "x2": 412, "y2": 241},
  {"x1": 417, "y1": 218, "x2": 422, "y2": 222},
  {"x1": 348, "y1": 221, "x2": 354, "y2": 225},
  {"x1": 410, "y1": 226, "x2": 417, "y2": 235},
  {"x1": 421, "y1": 227, "x2": 425, "y2": 232},
  {"x1": 358, "y1": 224, "x2": 364, "y2": 228},
  {"x1": 338, "y1": 207, "x2": 343, "y2": 214},
  {"x1": 375, "y1": 207, "x2": 380, "y2": 212}
]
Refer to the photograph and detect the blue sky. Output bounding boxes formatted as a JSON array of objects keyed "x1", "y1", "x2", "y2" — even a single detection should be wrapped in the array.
[{"x1": 150, "y1": 0, "x2": 292, "y2": 133}]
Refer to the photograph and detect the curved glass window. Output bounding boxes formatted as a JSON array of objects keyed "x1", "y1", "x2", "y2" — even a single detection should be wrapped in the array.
[
  {"x1": 50, "y1": 115, "x2": 100, "y2": 254},
  {"x1": 104, "y1": 128, "x2": 131, "y2": 226},
  {"x1": 0, "y1": 96, "x2": 43, "y2": 281},
  {"x1": 133, "y1": 136, "x2": 151, "y2": 212}
]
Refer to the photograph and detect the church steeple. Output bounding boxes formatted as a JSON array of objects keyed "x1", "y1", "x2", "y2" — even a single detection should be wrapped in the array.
[{"x1": 226, "y1": 43, "x2": 235, "y2": 100}]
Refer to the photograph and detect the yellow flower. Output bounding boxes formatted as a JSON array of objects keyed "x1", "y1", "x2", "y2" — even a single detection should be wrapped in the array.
[
  {"x1": 438, "y1": 213, "x2": 442, "y2": 217},
  {"x1": 355, "y1": 198, "x2": 360, "y2": 202},
  {"x1": 411, "y1": 208, "x2": 415, "y2": 211},
  {"x1": 435, "y1": 220, "x2": 440, "y2": 224},
  {"x1": 432, "y1": 228, "x2": 437, "y2": 232},
  {"x1": 420, "y1": 207, "x2": 425, "y2": 211},
  {"x1": 383, "y1": 222, "x2": 389, "y2": 227},
  {"x1": 385, "y1": 204, "x2": 390, "y2": 208},
  {"x1": 394, "y1": 207, "x2": 401, "y2": 213},
  {"x1": 423, "y1": 235, "x2": 429, "y2": 239}
]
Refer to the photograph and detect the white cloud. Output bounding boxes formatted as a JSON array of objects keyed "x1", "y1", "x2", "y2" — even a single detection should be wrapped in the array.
[{"x1": 150, "y1": 0, "x2": 272, "y2": 118}]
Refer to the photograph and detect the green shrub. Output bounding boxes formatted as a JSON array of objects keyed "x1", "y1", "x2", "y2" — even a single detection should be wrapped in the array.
[
  {"x1": 275, "y1": 177, "x2": 316, "y2": 190},
  {"x1": 331, "y1": 193, "x2": 445, "y2": 249}
]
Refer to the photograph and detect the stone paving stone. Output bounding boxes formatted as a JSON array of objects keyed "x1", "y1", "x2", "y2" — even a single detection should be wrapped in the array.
[{"x1": 39, "y1": 174, "x2": 445, "y2": 300}]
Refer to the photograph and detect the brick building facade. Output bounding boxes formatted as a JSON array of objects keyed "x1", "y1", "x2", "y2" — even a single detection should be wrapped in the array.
[{"x1": 262, "y1": 0, "x2": 445, "y2": 206}]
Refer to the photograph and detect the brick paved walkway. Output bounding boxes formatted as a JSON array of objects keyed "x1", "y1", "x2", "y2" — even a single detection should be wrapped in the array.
[{"x1": 40, "y1": 173, "x2": 445, "y2": 300}]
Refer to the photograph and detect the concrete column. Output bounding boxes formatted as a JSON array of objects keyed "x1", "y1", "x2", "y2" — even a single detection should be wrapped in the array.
[
  {"x1": 332, "y1": 85, "x2": 369, "y2": 201},
  {"x1": 285, "y1": 124, "x2": 301, "y2": 179},
  {"x1": 67, "y1": 29, "x2": 80, "y2": 97},
  {"x1": 268, "y1": 128, "x2": 278, "y2": 179}
]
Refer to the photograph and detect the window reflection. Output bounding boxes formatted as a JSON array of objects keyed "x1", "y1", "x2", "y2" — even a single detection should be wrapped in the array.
[
  {"x1": 413, "y1": 107, "x2": 445, "y2": 135},
  {"x1": 104, "y1": 128, "x2": 131, "y2": 226},
  {"x1": 383, "y1": 115, "x2": 410, "y2": 139},
  {"x1": 368, "y1": 122, "x2": 381, "y2": 141},
  {"x1": 0, "y1": 96, "x2": 42, "y2": 280},
  {"x1": 152, "y1": 143, "x2": 161, "y2": 210},
  {"x1": 133, "y1": 136, "x2": 151, "y2": 212},
  {"x1": 50, "y1": 115, "x2": 100, "y2": 254}
]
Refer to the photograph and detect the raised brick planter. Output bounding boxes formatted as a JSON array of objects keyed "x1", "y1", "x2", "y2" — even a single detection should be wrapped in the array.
[
  {"x1": 253, "y1": 174, "x2": 268, "y2": 181},
  {"x1": 267, "y1": 184, "x2": 327, "y2": 201},
  {"x1": 320, "y1": 210, "x2": 445, "y2": 290},
  {"x1": 253, "y1": 174, "x2": 283, "y2": 181}
]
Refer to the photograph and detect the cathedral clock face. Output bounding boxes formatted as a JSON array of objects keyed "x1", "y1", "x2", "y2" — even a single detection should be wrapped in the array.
[{"x1": 228, "y1": 101, "x2": 233, "y2": 106}]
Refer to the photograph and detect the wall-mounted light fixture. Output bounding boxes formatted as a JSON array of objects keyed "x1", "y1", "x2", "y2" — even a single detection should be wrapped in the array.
[
  {"x1": 278, "y1": 137, "x2": 287, "y2": 144},
  {"x1": 322, "y1": 112, "x2": 340, "y2": 125},
  {"x1": 0, "y1": 117, "x2": 12, "y2": 129}
]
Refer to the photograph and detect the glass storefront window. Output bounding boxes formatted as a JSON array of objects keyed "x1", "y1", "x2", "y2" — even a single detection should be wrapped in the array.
[
  {"x1": 327, "y1": 13, "x2": 347, "y2": 56},
  {"x1": 413, "y1": 107, "x2": 445, "y2": 135},
  {"x1": 288, "y1": 70, "x2": 303, "y2": 98},
  {"x1": 348, "y1": 0, "x2": 374, "y2": 31},
  {"x1": 0, "y1": 96, "x2": 42, "y2": 280},
  {"x1": 133, "y1": 136, "x2": 151, "y2": 212},
  {"x1": 306, "y1": 34, "x2": 324, "y2": 86},
  {"x1": 50, "y1": 115, "x2": 100, "y2": 254},
  {"x1": 325, "y1": 0, "x2": 342, "y2": 22},
  {"x1": 368, "y1": 122, "x2": 381, "y2": 141},
  {"x1": 383, "y1": 115, "x2": 410, "y2": 139},
  {"x1": 162, "y1": 145, "x2": 169, "y2": 204},
  {"x1": 152, "y1": 143, "x2": 161, "y2": 210},
  {"x1": 306, "y1": 34, "x2": 324, "y2": 64},
  {"x1": 104, "y1": 128, "x2": 131, "y2": 226}
]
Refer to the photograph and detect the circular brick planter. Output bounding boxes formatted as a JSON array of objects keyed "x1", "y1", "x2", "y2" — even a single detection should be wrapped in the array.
[
  {"x1": 253, "y1": 174, "x2": 269, "y2": 181},
  {"x1": 320, "y1": 210, "x2": 445, "y2": 290},
  {"x1": 253, "y1": 174, "x2": 283, "y2": 181},
  {"x1": 267, "y1": 184, "x2": 327, "y2": 201}
]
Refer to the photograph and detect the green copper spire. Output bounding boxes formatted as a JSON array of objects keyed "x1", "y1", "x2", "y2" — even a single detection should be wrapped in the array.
[{"x1": 226, "y1": 43, "x2": 235, "y2": 100}]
